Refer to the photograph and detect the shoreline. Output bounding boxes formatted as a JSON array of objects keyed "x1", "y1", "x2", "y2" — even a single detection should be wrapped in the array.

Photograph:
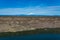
[{"x1": 0, "y1": 28, "x2": 60, "y2": 37}]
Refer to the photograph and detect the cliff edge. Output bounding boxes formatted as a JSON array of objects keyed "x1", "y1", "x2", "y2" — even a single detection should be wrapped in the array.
[{"x1": 0, "y1": 16, "x2": 60, "y2": 32}]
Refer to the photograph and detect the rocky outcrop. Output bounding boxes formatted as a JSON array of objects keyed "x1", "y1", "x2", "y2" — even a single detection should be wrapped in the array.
[{"x1": 0, "y1": 16, "x2": 60, "y2": 32}]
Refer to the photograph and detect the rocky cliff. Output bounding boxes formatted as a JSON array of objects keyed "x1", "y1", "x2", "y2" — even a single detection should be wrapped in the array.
[{"x1": 0, "y1": 16, "x2": 60, "y2": 32}]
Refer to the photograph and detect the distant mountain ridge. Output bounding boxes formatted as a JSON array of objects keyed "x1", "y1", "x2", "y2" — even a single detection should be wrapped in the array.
[{"x1": 0, "y1": 15, "x2": 60, "y2": 17}]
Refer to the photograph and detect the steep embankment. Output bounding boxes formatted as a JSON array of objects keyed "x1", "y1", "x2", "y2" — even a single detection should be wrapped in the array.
[{"x1": 0, "y1": 16, "x2": 60, "y2": 32}]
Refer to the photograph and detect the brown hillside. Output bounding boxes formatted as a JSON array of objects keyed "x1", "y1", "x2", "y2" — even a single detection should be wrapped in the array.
[{"x1": 0, "y1": 16, "x2": 60, "y2": 32}]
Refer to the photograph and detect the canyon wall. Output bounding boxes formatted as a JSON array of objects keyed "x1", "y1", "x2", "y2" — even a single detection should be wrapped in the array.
[{"x1": 0, "y1": 16, "x2": 60, "y2": 32}]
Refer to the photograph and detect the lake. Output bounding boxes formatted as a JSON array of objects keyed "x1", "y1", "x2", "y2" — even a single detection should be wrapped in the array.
[{"x1": 0, "y1": 34, "x2": 60, "y2": 40}]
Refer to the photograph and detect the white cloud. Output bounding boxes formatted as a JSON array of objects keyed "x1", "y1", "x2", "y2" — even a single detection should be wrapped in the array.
[{"x1": 0, "y1": 6, "x2": 60, "y2": 15}]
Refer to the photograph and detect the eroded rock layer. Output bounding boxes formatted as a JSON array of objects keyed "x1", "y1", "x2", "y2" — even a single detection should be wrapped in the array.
[{"x1": 0, "y1": 16, "x2": 60, "y2": 32}]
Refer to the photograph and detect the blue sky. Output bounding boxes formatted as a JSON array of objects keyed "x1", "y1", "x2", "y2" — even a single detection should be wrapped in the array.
[{"x1": 0, "y1": 0, "x2": 60, "y2": 15}]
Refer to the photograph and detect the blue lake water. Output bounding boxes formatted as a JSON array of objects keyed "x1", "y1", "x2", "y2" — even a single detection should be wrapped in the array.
[{"x1": 0, "y1": 34, "x2": 60, "y2": 40}]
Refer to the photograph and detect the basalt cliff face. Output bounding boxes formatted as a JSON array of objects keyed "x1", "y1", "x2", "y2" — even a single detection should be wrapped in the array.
[{"x1": 0, "y1": 16, "x2": 60, "y2": 32}]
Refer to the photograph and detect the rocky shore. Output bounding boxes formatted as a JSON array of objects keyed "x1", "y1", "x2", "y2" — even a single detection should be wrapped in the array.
[
  {"x1": 0, "y1": 28, "x2": 60, "y2": 37},
  {"x1": 0, "y1": 16, "x2": 60, "y2": 32}
]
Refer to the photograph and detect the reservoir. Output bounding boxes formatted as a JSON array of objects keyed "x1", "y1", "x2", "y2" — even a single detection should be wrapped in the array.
[{"x1": 0, "y1": 34, "x2": 60, "y2": 40}]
